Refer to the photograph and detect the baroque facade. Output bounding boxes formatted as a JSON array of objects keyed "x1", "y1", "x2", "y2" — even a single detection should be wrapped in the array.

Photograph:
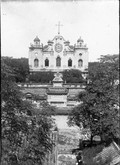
[{"x1": 29, "y1": 34, "x2": 88, "y2": 72}]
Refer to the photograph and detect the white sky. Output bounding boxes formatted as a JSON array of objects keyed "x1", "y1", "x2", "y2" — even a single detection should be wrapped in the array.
[{"x1": 1, "y1": 0, "x2": 119, "y2": 62}]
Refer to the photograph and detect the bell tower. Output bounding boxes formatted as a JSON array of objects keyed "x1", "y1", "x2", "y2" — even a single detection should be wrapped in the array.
[{"x1": 34, "y1": 36, "x2": 40, "y2": 47}]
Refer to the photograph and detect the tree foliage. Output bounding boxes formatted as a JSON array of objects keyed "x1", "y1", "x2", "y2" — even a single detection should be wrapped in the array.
[
  {"x1": 2, "y1": 57, "x2": 86, "y2": 83},
  {"x1": 29, "y1": 69, "x2": 85, "y2": 83},
  {"x1": 68, "y1": 55, "x2": 119, "y2": 144},
  {"x1": 29, "y1": 71, "x2": 54, "y2": 83},
  {"x1": 1, "y1": 59, "x2": 55, "y2": 165},
  {"x1": 2, "y1": 57, "x2": 29, "y2": 83},
  {"x1": 63, "y1": 69, "x2": 85, "y2": 83}
]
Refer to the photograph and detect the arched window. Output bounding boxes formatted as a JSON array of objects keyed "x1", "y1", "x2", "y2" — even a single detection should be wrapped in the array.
[
  {"x1": 78, "y1": 59, "x2": 83, "y2": 67},
  {"x1": 45, "y1": 58, "x2": 49, "y2": 67},
  {"x1": 34, "y1": 59, "x2": 39, "y2": 67},
  {"x1": 79, "y1": 53, "x2": 82, "y2": 56},
  {"x1": 68, "y1": 59, "x2": 72, "y2": 67},
  {"x1": 56, "y1": 56, "x2": 61, "y2": 67}
]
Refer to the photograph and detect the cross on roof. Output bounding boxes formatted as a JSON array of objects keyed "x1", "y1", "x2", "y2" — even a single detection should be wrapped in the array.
[{"x1": 56, "y1": 22, "x2": 63, "y2": 35}]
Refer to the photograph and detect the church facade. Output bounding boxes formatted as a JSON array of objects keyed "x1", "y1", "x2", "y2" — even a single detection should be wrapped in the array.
[{"x1": 29, "y1": 34, "x2": 88, "y2": 73}]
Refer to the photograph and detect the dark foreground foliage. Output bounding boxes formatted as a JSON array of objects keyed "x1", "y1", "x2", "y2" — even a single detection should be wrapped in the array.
[
  {"x1": 82, "y1": 144, "x2": 104, "y2": 165},
  {"x1": 68, "y1": 55, "x2": 119, "y2": 145},
  {"x1": 2, "y1": 56, "x2": 29, "y2": 82},
  {"x1": 1, "y1": 59, "x2": 55, "y2": 165},
  {"x1": 29, "y1": 71, "x2": 54, "y2": 83}
]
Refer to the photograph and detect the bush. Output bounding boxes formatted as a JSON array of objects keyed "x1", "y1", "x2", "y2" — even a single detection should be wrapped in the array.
[
  {"x1": 2, "y1": 57, "x2": 29, "y2": 83},
  {"x1": 29, "y1": 71, "x2": 54, "y2": 83},
  {"x1": 63, "y1": 69, "x2": 85, "y2": 83}
]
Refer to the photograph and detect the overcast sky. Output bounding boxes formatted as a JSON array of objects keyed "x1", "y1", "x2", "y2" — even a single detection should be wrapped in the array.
[{"x1": 1, "y1": 0, "x2": 119, "y2": 62}]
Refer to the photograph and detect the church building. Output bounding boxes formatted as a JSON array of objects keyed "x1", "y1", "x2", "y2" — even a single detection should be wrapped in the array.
[{"x1": 29, "y1": 24, "x2": 88, "y2": 73}]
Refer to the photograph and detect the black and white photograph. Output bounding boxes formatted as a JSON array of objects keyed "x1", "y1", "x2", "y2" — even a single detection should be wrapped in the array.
[{"x1": 1, "y1": 0, "x2": 119, "y2": 165}]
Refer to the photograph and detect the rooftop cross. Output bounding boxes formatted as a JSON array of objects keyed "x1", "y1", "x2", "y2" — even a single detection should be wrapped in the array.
[{"x1": 56, "y1": 22, "x2": 63, "y2": 35}]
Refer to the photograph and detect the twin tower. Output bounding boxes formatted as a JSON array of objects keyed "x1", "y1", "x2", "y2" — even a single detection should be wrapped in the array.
[{"x1": 28, "y1": 34, "x2": 89, "y2": 73}]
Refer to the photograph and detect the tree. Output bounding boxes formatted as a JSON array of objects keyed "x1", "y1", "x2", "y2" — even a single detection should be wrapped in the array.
[
  {"x1": 68, "y1": 55, "x2": 119, "y2": 144},
  {"x1": 2, "y1": 57, "x2": 86, "y2": 83},
  {"x1": 1, "y1": 59, "x2": 55, "y2": 165},
  {"x1": 2, "y1": 56, "x2": 29, "y2": 83},
  {"x1": 29, "y1": 71, "x2": 54, "y2": 83},
  {"x1": 63, "y1": 69, "x2": 85, "y2": 83}
]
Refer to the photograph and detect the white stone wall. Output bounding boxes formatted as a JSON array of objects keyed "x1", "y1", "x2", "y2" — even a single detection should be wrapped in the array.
[
  {"x1": 47, "y1": 94, "x2": 67, "y2": 107},
  {"x1": 74, "y1": 49, "x2": 89, "y2": 71},
  {"x1": 53, "y1": 83, "x2": 63, "y2": 87},
  {"x1": 29, "y1": 35, "x2": 88, "y2": 72},
  {"x1": 29, "y1": 48, "x2": 43, "y2": 71},
  {"x1": 47, "y1": 95, "x2": 67, "y2": 102}
]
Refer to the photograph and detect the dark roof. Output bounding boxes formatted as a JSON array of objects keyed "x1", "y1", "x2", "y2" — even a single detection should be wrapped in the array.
[
  {"x1": 43, "y1": 45, "x2": 48, "y2": 50},
  {"x1": 34, "y1": 36, "x2": 40, "y2": 42},
  {"x1": 77, "y1": 37, "x2": 84, "y2": 42}
]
